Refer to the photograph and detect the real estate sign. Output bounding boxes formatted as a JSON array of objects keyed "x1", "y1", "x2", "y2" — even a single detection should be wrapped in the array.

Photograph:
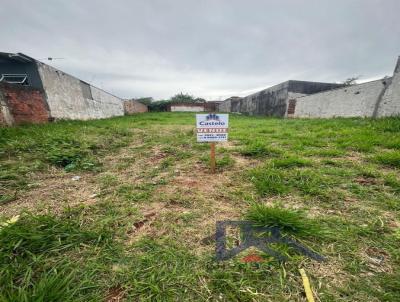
[{"x1": 196, "y1": 114, "x2": 229, "y2": 142}]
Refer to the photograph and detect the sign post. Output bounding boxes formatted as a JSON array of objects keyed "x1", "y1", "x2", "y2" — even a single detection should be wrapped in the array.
[
  {"x1": 210, "y1": 142, "x2": 216, "y2": 173},
  {"x1": 196, "y1": 113, "x2": 229, "y2": 173}
]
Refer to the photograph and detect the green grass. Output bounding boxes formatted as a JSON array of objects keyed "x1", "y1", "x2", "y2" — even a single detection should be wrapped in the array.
[
  {"x1": 239, "y1": 141, "x2": 283, "y2": 157},
  {"x1": 0, "y1": 213, "x2": 111, "y2": 301},
  {"x1": 1, "y1": 113, "x2": 400, "y2": 301},
  {"x1": 373, "y1": 151, "x2": 400, "y2": 168},
  {"x1": 245, "y1": 203, "x2": 323, "y2": 238}
]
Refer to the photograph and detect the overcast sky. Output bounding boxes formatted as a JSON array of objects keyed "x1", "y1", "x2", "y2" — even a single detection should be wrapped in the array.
[{"x1": 1, "y1": 0, "x2": 399, "y2": 100}]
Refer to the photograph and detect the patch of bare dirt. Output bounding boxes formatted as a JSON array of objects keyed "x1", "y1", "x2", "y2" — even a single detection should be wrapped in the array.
[
  {"x1": 105, "y1": 286, "x2": 125, "y2": 302},
  {"x1": 307, "y1": 259, "x2": 350, "y2": 289},
  {"x1": 355, "y1": 177, "x2": 379, "y2": 185},
  {"x1": 0, "y1": 169, "x2": 99, "y2": 217},
  {"x1": 361, "y1": 247, "x2": 392, "y2": 274}
]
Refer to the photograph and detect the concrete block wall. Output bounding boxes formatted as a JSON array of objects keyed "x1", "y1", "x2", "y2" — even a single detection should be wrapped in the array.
[
  {"x1": 378, "y1": 60, "x2": 400, "y2": 116},
  {"x1": 0, "y1": 83, "x2": 49, "y2": 125},
  {"x1": 123, "y1": 99, "x2": 148, "y2": 114},
  {"x1": 218, "y1": 99, "x2": 231, "y2": 112},
  {"x1": 293, "y1": 57, "x2": 400, "y2": 118},
  {"x1": 237, "y1": 82, "x2": 289, "y2": 116},
  {"x1": 217, "y1": 81, "x2": 342, "y2": 116},
  {"x1": 169, "y1": 103, "x2": 205, "y2": 112},
  {"x1": 37, "y1": 63, "x2": 124, "y2": 120},
  {"x1": 292, "y1": 79, "x2": 390, "y2": 118}
]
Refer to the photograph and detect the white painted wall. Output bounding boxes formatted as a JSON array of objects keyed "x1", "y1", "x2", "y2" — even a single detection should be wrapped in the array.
[
  {"x1": 293, "y1": 79, "x2": 390, "y2": 118},
  {"x1": 37, "y1": 63, "x2": 124, "y2": 120},
  {"x1": 170, "y1": 105, "x2": 204, "y2": 112}
]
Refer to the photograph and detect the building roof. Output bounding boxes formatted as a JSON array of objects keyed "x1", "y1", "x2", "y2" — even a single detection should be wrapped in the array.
[{"x1": 0, "y1": 52, "x2": 35, "y2": 63}]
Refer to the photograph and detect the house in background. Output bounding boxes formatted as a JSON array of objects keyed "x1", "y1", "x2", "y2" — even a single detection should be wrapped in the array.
[{"x1": 0, "y1": 52, "x2": 146, "y2": 126}]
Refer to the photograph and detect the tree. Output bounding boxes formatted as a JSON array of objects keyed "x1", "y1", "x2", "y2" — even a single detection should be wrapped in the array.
[
  {"x1": 342, "y1": 76, "x2": 360, "y2": 86},
  {"x1": 170, "y1": 93, "x2": 195, "y2": 104}
]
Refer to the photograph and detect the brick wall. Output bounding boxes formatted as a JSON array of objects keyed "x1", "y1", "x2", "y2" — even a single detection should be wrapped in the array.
[
  {"x1": 123, "y1": 100, "x2": 148, "y2": 114},
  {"x1": 0, "y1": 83, "x2": 50, "y2": 125}
]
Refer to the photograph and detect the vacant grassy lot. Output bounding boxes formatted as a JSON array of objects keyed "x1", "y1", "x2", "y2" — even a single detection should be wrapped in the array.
[{"x1": 1, "y1": 113, "x2": 399, "y2": 301}]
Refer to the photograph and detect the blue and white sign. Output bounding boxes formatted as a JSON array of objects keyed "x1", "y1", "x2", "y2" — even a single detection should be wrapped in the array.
[{"x1": 196, "y1": 114, "x2": 229, "y2": 142}]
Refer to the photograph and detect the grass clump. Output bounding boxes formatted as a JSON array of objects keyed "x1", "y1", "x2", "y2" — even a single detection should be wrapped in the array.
[
  {"x1": 250, "y1": 167, "x2": 288, "y2": 196},
  {"x1": 200, "y1": 153, "x2": 235, "y2": 170},
  {"x1": 0, "y1": 213, "x2": 108, "y2": 260},
  {"x1": 250, "y1": 165, "x2": 334, "y2": 198},
  {"x1": 373, "y1": 151, "x2": 400, "y2": 168},
  {"x1": 270, "y1": 157, "x2": 312, "y2": 168},
  {"x1": 245, "y1": 203, "x2": 322, "y2": 238},
  {"x1": 216, "y1": 154, "x2": 235, "y2": 169},
  {"x1": 240, "y1": 141, "x2": 282, "y2": 157},
  {"x1": 124, "y1": 239, "x2": 202, "y2": 300},
  {"x1": 0, "y1": 266, "x2": 79, "y2": 302},
  {"x1": 0, "y1": 213, "x2": 110, "y2": 301}
]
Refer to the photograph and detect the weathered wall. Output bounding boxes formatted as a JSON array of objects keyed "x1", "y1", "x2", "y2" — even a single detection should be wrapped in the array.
[
  {"x1": 204, "y1": 101, "x2": 220, "y2": 112},
  {"x1": 217, "y1": 81, "x2": 342, "y2": 116},
  {"x1": 293, "y1": 79, "x2": 396, "y2": 118},
  {"x1": 293, "y1": 57, "x2": 400, "y2": 118},
  {"x1": 378, "y1": 59, "x2": 400, "y2": 117},
  {"x1": 218, "y1": 99, "x2": 231, "y2": 112},
  {"x1": 0, "y1": 83, "x2": 49, "y2": 125},
  {"x1": 90, "y1": 86, "x2": 125, "y2": 118},
  {"x1": 123, "y1": 100, "x2": 148, "y2": 114},
  {"x1": 0, "y1": 89, "x2": 13, "y2": 125},
  {"x1": 37, "y1": 63, "x2": 124, "y2": 120},
  {"x1": 238, "y1": 82, "x2": 289, "y2": 116},
  {"x1": 169, "y1": 103, "x2": 205, "y2": 112}
]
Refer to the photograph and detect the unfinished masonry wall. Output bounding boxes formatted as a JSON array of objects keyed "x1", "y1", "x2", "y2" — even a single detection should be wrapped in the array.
[
  {"x1": 37, "y1": 63, "x2": 124, "y2": 120},
  {"x1": 0, "y1": 83, "x2": 49, "y2": 125},
  {"x1": 123, "y1": 100, "x2": 148, "y2": 114}
]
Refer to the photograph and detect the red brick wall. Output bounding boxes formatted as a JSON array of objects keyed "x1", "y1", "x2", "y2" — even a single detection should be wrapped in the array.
[
  {"x1": 0, "y1": 84, "x2": 50, "y2": 125},
  {"x1": 287, "y1": 99, "x2": 296, "y2": 118},
  {"x1": 123, "y1": 100, "x2": 148, "y2": 114}
]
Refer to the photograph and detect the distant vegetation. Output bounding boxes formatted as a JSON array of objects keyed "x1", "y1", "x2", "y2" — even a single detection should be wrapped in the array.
[{"x1": 136, "y1": 93, "x2": 206, "y2": 111}]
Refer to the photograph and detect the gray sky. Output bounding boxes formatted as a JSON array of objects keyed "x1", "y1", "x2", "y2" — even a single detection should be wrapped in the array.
[{"x1": 1, "y1": 0, "x2": 399, "y2": 100}]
